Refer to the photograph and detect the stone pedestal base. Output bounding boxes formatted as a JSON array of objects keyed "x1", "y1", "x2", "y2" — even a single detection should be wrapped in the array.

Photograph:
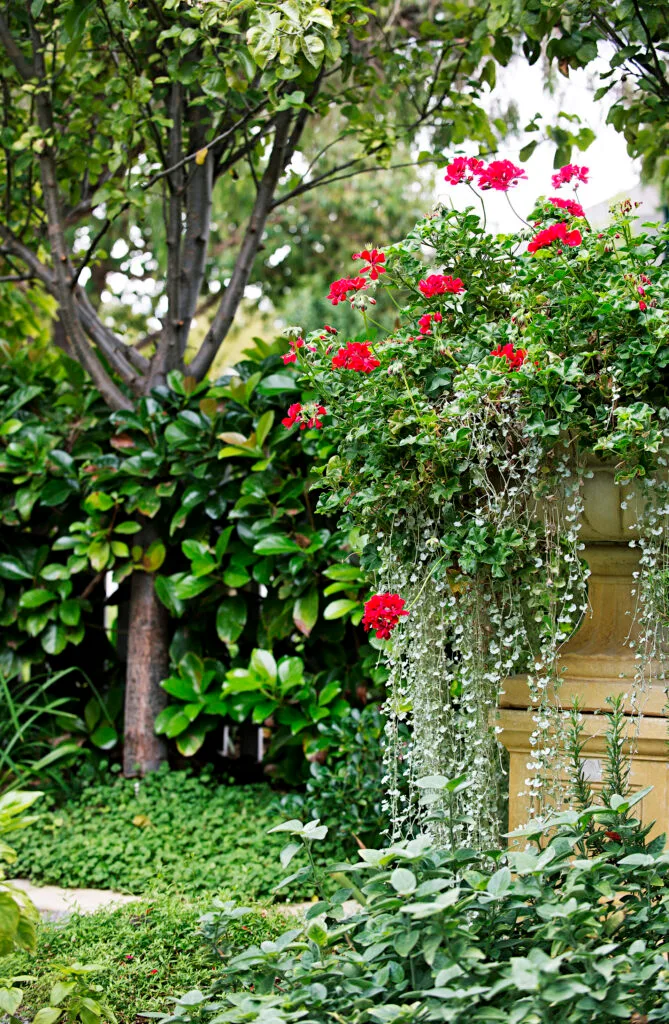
[{"x1": 498, "y1": 702, "x2": 669, "y2": 844}]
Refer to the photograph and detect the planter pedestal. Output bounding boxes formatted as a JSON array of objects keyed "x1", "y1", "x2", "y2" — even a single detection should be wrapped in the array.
[{"x1": 497, "y1": 466, "x2": 669, "y2": 842}]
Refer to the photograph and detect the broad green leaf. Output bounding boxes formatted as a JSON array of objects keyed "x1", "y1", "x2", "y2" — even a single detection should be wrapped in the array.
[
  {"x1": 41, "y1": 623, "x2": 67, "y2": 656},
  {"x1": 253, "y1": 535, "x2": 302, "y2": 555},
  {"x1": 216, "y1": 597, "x2": 247, "y2": 646},
  {"x1": 293, "y1": 587, "x2": 318, "y2": 636},
  {"x1": 323, "y1": 598, "x2": 359, "y2": 620},
  {"x1": 19, "y1": 588, "x2": 54, "y2": 609}
]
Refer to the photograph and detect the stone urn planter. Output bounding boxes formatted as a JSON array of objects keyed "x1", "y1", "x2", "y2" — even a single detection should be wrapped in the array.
[{"x1": 498, "y1": 462, "x2": 669, "y2": 841}]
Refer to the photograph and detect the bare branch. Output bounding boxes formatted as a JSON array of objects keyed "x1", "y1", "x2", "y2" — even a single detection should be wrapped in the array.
[
  {"x1": 188, "y1": 111, "x2": 295, "y2": 382},
  {"x1": 28, "y1": 18, "x2": 133, "y2": 411}
]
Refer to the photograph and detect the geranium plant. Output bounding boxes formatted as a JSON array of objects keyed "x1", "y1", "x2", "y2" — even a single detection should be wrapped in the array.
[{"x1": 281, "y1": 158, "x2": 669, "y2": 845}]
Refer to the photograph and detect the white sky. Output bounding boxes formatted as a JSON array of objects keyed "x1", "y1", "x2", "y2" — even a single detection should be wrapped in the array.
[{"x1": 435, "y1": 49, "x2": 644, "y2": 232}]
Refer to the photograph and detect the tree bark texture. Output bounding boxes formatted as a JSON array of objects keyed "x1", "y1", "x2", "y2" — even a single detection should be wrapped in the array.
[{"x1": 123, "y1": 555, "x2": 169, "y2": 776}]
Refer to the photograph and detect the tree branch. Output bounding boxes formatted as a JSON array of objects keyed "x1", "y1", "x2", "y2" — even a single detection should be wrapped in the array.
[
  {"x1": 0, "y1": 13, "x2": 35, "y2": 80},
  {"x1": 28, "y1": 19, "x2": 133, "y2": 411},
  {"x1": 188, "y1": 111, "x2": 295, "y2": 382}
]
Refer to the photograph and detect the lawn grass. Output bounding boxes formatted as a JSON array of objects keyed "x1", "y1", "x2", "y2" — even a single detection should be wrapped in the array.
[{"x1": 3, "y1": 892, "x2": 290, "y2": 1024}]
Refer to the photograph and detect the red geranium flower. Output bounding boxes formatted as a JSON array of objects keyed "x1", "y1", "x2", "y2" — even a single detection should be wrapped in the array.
[
  {"x1": 362, "y1": 592, "x2": 409, "y2": 640},
  {"x1": 477, "y1": 159, "x2": 527, "y2": 192},
  {"x1": 444, "y1": 156, "x2": 485, "y2": 185},
  {"x1": 418, "y1": 311, "x2": 443, "y2": 335},
  {"x1": 281, "y1": 402, "x2": 327, "y2": 430},
  {"x1": 551, "y1": 164, "x2": 589, "y2": 189},
  {"x1": 352, "y1": 248, "x2": 386, "y2": 280},
  {"x1": 491, "y1": 343, "x2": 527, "y2": 370},
  {"x1": 331, "y1": 341, "x2": 380, "y2": 373},
  {"x1": 639, "y1": 300, "x2": 647, "y2": 311},
  {"x1": 548, "y1": 196, "x2": 585, "y2": 218},
  {"x1": 418, "y1": 274, "x2": 465, "y2": 298},
  {"x1": 327, "y1": 276, "x2": 367, "y2": 305},
  {"x1": 282, "y1": 337, "x2": 305, "y2": 364},
  {"x1": 527, "y1": 222, "x2": 582, "y2": 254}
]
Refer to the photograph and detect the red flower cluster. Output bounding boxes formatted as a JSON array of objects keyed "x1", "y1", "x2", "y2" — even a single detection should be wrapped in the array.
[
  {"x1": 331, "y1": 341, "x2": 380, "y2": 373},
  {"x1": 418, "y1": 274, "x2": 465, "y2": 298},
  {"x1": 418, "y1": 311, "x2": 443, "y2": 334},
  {"x1": 527, "y1": 222, "x2": 582, "y2": 254},
  {"x1": 478, "y1": 159, "x2": 527, "y2": 191},
  {"x1": 548, "y1": 196, "x2": 585, "y2": 218},
  {"x1": 551, "y1": 164, "x2": 589, "y2": 189},
  {"x1": 445, "y1": 156, "x2": 525, "y2": 192},
  {"x1": 491, "y1": 343, "x2": 527, "y2": 370},
  {"x1": 281, "y1": 402, "x2": 327, "y2": 430},
  {"x1": 282, "y1": 337, "x2": 305, "y2": 364},
  {"x1": 444, "y1": 156, "x2": 484, "y2": 185},
  {"x1": 327, "y1": 276, "x2": 367, "y2": 305},
  {"x1": 362, "y1": 592, "x2": 409, "y2": 640},
  {"x1": 352, "y1": 248, "x2": 386, "y2": 279},
  {"x1": 604, "y1": 830, "x2": 622, "y2": 842}
]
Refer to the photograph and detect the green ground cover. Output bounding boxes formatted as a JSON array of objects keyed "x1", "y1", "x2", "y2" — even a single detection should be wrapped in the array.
[
  {"x1": 3, "y1": 893, "x2": 289, "y2": 1024},
  {"x1": 9, "y1": 766, "x2": 345, "y2": 900}
]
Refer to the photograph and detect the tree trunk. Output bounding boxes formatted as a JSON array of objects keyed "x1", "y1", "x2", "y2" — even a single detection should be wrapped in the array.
[{"x1": 123, "y1": 550, "x2": 169, "y2": 776}]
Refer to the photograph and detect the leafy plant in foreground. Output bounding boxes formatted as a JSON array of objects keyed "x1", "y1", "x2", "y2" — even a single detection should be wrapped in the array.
[{"x1": 157, "y1": 788, "x2": 669, "y2": 1024}]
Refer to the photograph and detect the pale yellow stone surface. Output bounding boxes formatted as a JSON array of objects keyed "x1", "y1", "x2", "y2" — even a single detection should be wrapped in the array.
[{"x1": 498, "y1": 464, "x2": 669, "y2": 842}]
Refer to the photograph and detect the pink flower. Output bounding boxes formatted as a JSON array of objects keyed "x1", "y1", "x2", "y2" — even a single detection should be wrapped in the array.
[
  {"x1": 331, "y1": 341, "x2": 380, "y2": 373},
  {"x1": 327, "y1": 276, "x2": 367, "y2": 305},
  {"x1": 477, "y1": 159, "x2": 527, "y2": 191},
  {"x1": 551, "y1": 164, "x2": 589, "y2": 189},
  {"x1": 548, "y1": 196, "x2": 585, "y2": 218},
  {"x1": 282, "y1": 337, "x2": 305, "y2": 364},
  {"x1": 282, "y1": 402, "x2": 327, "y2": 430},
  {"x1": 362, "y1": 592, "x2": 409, "y2": 640},
  {"x1": 527, "y1": 222, "x2": 582, "y2": 254},
  {"x1": 444, "y1": 156, "x2": 484, "y2": 185},
  {"x1": 639, "y1": 300, "x2": 647, "y2": 312},
  {"x1": 491, "y1": 343, "x2": 527, "y2": 370},
  {"x1": 418, "y1": 274, "x2": 465, "y2": 298},
  {"x1": 352, "y1": 248, "x2": 386, "y2": 280}
]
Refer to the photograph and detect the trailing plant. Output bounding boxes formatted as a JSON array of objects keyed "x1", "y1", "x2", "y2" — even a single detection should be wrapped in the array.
[
  {"x1": 282, "y1": 162, "x2": 669, "y2": 843},
  {"x1": 155, "y1": 780, "x2": 669, "y2": 1024}
]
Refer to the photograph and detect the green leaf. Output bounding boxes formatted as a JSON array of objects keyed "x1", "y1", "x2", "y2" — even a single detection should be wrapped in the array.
[
  {"x1": 323, "y1": 599, "x2": 359, "y2": 620},
  {"x1": 390, "y1": 867, "x2": 417, "y2": 894},
  {"x1": 293, "y1": 587, "x2": 319, "y2": 636},
  {"x1": 0, "y1": 987, "x2": 23, "y2": 1015},
  {"x1": 176, "y1": 724, "x2": 209, "y2": 757},
  {"x1": 88, "y1": 540, "x2": 111, "y2": 571},
  {"x1": 115, "y1": 521, "x2": 142, "y2": 534},
  {"x1": 216, "y1": 597, "x2": 247, "y2": 646},
  {"x1": 253, "y1": 535, "x2": 302, "y2": 555},
  {"x1": 50, "y1": 981, "x2": 76, "y2": 1007},
  {"x1": 59, "y1": 600, "x2": 81, "y2": 626},
  {"x1": 32, "y1": 1008, "x2": 62, "y2": 1024},
  {"x1": 251, "y1": 648, "x2": 277, "y2": 684},
  {"x1": 0, "y1": 557, "x2": 32, "y2": 581},
  {"x1": 41, "y1": 623, "x2": 68, "y2": 656},
  {"x1": 19, "y1": 588, "x2": 54, "y2": 609},
  {"x1": 90, "y1": 725, "x2": 118, "y2": 750},
  {"x1": 142, "y1": 540, "x2": 166, "y2": 572},
  {"x1": 255, "y1": 374, "x2": 300, "y2": 396},
  {"x1": 255, "y1": 410, "x2": 275, "y2": 446}
]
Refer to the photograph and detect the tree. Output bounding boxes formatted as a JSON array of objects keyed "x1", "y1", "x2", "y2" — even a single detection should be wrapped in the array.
[
  {"x1": 0, "y1": 0, "x2": 502, "y2": 773},
  {"x1": 509, "y1": 0, "x2": 669, "y2": 188}
]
